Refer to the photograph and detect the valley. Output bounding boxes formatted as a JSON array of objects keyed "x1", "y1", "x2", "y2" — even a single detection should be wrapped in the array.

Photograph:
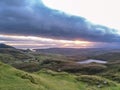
[{"x1": 0, "y1": 44, "x2": 120, "y2": 90}]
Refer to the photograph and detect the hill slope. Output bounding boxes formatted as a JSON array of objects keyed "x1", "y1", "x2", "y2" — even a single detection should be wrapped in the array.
[
  {"x1": 0, "y1": 62, "x2": 84, "y2": 90},
  {"x1": 0, "y1": 43, "x2": 14, "y2": 48},
  {"x1": 0, "y1": 62, "x2": 120, "y2": 90}
]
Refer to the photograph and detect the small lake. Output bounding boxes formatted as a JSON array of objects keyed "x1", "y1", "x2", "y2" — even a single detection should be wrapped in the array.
[{"x1": 77, "y1": 59, "x2": 107, "y2": 64}]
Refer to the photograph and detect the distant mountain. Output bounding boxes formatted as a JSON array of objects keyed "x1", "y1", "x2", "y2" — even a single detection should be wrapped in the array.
[
  {"x1": 0, "y1": 43, "x2": 14, "y2": 48},
  {"x1": 34, "y1": 48, "x2": 120, "y2": 56}
]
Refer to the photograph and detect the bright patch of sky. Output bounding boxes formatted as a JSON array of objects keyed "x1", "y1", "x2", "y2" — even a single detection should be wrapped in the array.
[
  {"x1": 0, "y1": 34, "x2": 93, "y2": 49},
  {"x1": 42, "y1": 0, "x2": 120, "y2": 34}
]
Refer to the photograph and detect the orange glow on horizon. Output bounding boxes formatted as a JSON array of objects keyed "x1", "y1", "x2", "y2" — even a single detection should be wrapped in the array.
[{"x1": 0, "y1": 34, "x2": 94, "y2": 48}]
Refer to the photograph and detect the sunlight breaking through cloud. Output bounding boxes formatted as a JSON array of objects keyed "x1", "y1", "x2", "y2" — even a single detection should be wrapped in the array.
[{"x1": 0, "y1": 34, "x2": 93, "y2": 49}]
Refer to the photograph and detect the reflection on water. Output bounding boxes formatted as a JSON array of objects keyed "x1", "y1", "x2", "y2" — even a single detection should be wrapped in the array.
[{"x1": 78, "y1": 59, "x2": 107, "y2": 64}]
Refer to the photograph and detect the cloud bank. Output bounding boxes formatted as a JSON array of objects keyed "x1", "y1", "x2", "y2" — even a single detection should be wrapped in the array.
[{"x1": 0, "y1": 0, "x2": 120, "y2": 48}]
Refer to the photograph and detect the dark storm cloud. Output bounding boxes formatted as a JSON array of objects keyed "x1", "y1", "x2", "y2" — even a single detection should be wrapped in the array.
[{"x1": 0, "y1": 0, "x2": 120, "y2": 42}]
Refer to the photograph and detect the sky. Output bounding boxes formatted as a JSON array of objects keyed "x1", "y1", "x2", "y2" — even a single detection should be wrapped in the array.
[
  {"x1": 42, "y1": 0, "x2": 120, "y2": 32},
  {"x1": 0, "y1": 0, "x2": 120, "y2": 49}
]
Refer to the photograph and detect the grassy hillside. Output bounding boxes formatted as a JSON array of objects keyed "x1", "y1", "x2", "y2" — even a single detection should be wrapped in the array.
[
  {"x1": 1, "y1": 48, "x2": 120, "y2": 75},
  {"x1": 1, "y1": 46, "x2": 120, "y2": 90},
  {"x1": 0, "y1": 48, "x2": 32, "y2": 63},
  {"x1": 0, "y1": 62, "x2": 120, "y2": 90},
  {"x1": 0, "y1": 62, "x2": 84, "y2": 90}
]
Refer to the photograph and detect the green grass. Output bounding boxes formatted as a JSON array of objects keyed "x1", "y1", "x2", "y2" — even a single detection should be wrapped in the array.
[
  {"x1": 0, "y1": 62, "x2": 86, "y2": 90},
  {"x1": 0, "y1": 62, "x2": 120, "y2": 90},
  {"x1": 1, "y1": 46, "x2": 120, "y2": 90}
]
